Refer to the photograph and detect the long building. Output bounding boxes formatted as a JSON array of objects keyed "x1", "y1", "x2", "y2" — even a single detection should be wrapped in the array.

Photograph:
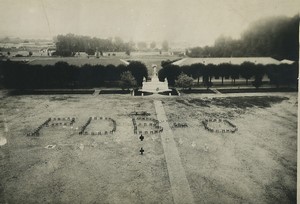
[
  {"x1": 172, "y1": 57, "x2": 294, "y2": 85},
  {"x1": 172, "y1": 57, "x2": 283, "y2": 66}
]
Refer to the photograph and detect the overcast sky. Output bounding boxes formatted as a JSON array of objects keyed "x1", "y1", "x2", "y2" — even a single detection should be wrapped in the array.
[{"x1": 0, "y1": 0, "x2": 298, "y2": 46}]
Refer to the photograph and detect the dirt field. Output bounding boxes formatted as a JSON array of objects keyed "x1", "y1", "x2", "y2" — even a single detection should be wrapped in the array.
[
  {"x1": 163, "y1": 93, "x2": 297, "y2": 203},
  {"x1": 0, "y1": 92, "x2": 297, "y2": 203}
]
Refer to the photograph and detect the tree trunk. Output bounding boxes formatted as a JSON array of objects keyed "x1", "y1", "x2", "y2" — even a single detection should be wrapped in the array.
[{"x1": 222, "y1": 77, "x2": 224, "y2": 85}]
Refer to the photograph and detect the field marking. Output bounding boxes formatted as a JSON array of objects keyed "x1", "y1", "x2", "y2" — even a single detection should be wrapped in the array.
[{"x1": 154, "y1": 100, "x2": 195, "y2": 204}]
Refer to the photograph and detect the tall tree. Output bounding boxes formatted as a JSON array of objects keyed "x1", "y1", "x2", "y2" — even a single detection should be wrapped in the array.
[
  {"x1": 230, "y1": 65, "x2": 240, "y2": 85},
  {"x1": 187, "y1": 15, "x2": 299, "y2": 61},
  {"x1": 137, "y1": 42, "x2": 147, "y2": 50},
  {"x1": 240, "y1": 62, "x2": 255, "y2": 85},
  {"x1": 127, "y1": 61, "x2": 148, "y2": 86},
  {"x1": 159, "y1": 64, "x2": 181, "y2": 86},
  {"x1": 120, "y1": 71, "x2": 137, "y2": 90},
  {"x1": 162, "y1": 40, "x2": 169, "y2": 51},
  {"x1": 190, "y1": 63, "x2": 204, "y2": 85},
  {"x1": 150, "y1": 41, "x2": 156, "y2": 49}
]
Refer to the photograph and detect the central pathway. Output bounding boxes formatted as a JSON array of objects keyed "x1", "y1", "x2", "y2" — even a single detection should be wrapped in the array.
[{"x1": 154, "y1": 100, "x2": 195, "y2": 204}]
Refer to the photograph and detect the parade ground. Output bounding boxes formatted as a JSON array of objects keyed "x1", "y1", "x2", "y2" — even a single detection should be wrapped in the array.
[{"x1": 0, "y1": 92, "x2": 297, "y2": 203}]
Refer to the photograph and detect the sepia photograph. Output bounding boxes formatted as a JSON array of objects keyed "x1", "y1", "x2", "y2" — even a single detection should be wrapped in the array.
[{"x1": 0, "y1": 0, "x2": 298, "y2": 203}]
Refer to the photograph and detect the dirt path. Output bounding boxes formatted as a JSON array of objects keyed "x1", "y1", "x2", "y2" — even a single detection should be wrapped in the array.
[{"x1": 154, "y1": 100, "x2": 195, "y2": 204}]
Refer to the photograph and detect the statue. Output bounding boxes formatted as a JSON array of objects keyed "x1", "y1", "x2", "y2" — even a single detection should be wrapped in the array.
[{"x1": 152, "y1": 65, "x2": 157, "y2": 77}]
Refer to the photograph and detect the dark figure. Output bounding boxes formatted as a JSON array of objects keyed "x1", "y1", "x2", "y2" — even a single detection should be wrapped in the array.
[
  {"x1": 140, "y1": 148, "x2": 144, "y2": 155},
  {"x1": 139, "y1": 134, "x2": 144, "y2": 141}
]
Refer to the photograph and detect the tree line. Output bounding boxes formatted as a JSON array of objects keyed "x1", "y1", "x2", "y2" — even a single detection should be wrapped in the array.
[
  {"x1": 54, "y1": 34, "x2": 170, "y2": 57},
  {"x1": 54, "y1": 34, "x2": 135, "y2": 56},
  {"x1": 0, "y1": 60, "x2": 148, "y2": 89},
  {"x1": 187, "y1": 15, "x2": 299, "y2": 61},
  {"x1": 158, "y1": 62, "x2": 298, "y2": 89}
]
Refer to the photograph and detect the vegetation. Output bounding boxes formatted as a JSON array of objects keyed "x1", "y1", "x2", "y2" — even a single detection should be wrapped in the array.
[
  {"x1": 158, "y1": 62, "x2": 298, "y2": 89},
  {"x1": 54, "y1": 34, "x2": 135, "y2": 57},
  {"x1": 54, "y1": 34, "x2": 164, "y2": 56},
  {"x1": 175, "y1": 73, "x2": 194, "y2": 90},
  {"x1": 120, "y1": 71, "x2": 137, "y2": 90},
  {"x1": 137, "y1": 42, "x2": 148, "y2": 51},
  {"x1": 158, "y1": 64, "x2": 181, "y2": 86},
  {"x1": 0, "y1": 60, "x2": 148, "y2": 89},
  {"x1": 162, "y1": 40, "x2": 169, "y2": 51},
  {"x1": 187, "y1": 15, "x2": 299, "y2": 61},
  {"x1": 127, "y1": 61, "x2": 148, "y2": 86},
  {"x1": 150, "y1": 41, "x2": 156, "y2": 49}
]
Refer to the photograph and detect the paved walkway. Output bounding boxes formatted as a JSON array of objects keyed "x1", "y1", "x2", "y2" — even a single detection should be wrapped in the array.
[
  {"x1": 210, "y1": 88, "x2": 222, "y2": 94},
  {"x1": 93, "y1": 89, "x2": 101, "y2": 95},
  {"x1": 154, "y1": 100, "x2": 194, "y2": 204}
]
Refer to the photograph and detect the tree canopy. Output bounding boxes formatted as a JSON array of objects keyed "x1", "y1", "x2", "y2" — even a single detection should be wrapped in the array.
[
  {"x1": 0, "y1": 60, "x2": 148, "y2": 89},
  {"x1": 162, "y1": 40, "x2": 169, "y2": 51},
  {"x1": 187, "y1": 15, "x2": 299, "y2": 61},
  {"x1": 158, "y1": 61, "x2": 298, "y2": 88},
  {"x1": 54, "y1": 34, "x2": 135, "y2": 57},
  {"x1": 175, "y1": 73, "x2": 194, "y2": 90},
  {"x1": 120, "y1": 71, "x2": 137, "y2": 90}
]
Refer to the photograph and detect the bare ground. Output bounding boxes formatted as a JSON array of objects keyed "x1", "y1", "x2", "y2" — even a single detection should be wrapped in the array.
[
  {"x1": 0, "y1": 95, "x2": 173, "y2": 204},
  {"x1": 0, "y1": 92, "x2": 297, "y2": 203},
  {"x1": 163, "y1": 93, "x2": 297, "y2": 203}
]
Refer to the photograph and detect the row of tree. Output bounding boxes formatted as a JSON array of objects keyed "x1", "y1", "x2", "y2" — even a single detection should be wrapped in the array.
[
  {"x1": 158, "y1": 62, "x2": 298, "y2": 89},
  {"x1": 54, "y1": 34, "x2": 169, "y2": 56},
  {"x1": 187, "y1": 15, "x2": 299, "y2": 61},
  {"x1": 0, "y1": 60, "x2": 148, "y2": 89},
  {"x1": 55, "y1": 34, "x2": 132, "y2": 56}
]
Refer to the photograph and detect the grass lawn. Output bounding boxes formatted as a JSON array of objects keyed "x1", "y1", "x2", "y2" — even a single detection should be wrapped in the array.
[{"x1": 0, "y1": 92, "x2": 297, "y2": 203}]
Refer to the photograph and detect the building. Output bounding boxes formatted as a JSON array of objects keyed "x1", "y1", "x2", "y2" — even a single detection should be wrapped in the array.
[
  {"x1": 172, "y1": 57, "x2": 290, "y2": 85},
  {"x1": 172, "y1": 57, "x2": 282, "y2": 66}
]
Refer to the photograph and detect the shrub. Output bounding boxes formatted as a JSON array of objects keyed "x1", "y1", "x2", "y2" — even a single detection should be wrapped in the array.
[
  {"x1": 175, "y1": 73, "x2": 194, "y2": 90},
  {"x1": 120, "y1": 71, "x2": 137, "y2": 90}
]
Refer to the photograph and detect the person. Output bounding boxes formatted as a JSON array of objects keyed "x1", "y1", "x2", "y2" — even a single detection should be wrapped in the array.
[{"x1": 140, "y1": 147, "x2": 144, "y2": 155}]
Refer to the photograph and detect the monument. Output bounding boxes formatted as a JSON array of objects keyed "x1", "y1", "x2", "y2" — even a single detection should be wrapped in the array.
[{"x1": 140, "y1": 65, "x2": 171, "y2": 93}]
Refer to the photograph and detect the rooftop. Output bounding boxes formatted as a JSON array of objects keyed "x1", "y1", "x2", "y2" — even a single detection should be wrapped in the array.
[
  {"x1": 172, "y1": 57, "x2": 282, "y2": 66},
  {"x1": 280, "y1": 59, "x2": 295, "y2": 64}
]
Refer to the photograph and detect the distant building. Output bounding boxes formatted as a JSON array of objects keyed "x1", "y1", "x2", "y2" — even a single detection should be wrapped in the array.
[
  {"x1": 169, "y1": 48, "x2": 186, "y2": 57},
  {"x1": 74, "y1": 52, "x2": 89, "y2": 58},
  {"x1": 14, "y1": 51, "x2": 29, "y2": 57},
  {"x1": 172, "y1": 57, "x2": 282, "y2": 66}
]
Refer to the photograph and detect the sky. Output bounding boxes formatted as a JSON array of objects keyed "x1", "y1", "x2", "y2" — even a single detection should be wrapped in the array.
[{"x1": 0, "y1": 0, "x2": 298, "y2": 46}]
